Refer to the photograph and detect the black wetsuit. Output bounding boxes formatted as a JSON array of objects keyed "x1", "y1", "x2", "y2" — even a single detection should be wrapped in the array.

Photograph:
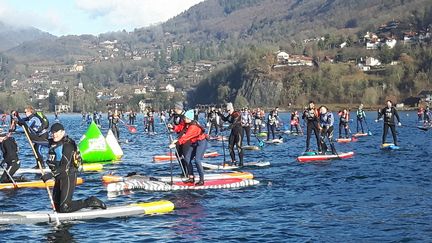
[
  {"x1": 171, "y1": 112, "x2": 189, "y2": 177},
  {"x1": 0, "y1": 137, "x2": 20, "y2": 183},
  {"x1": 47, "y1": 136, "x2": 104, "y2": 213},
  {"x1": 208, "y1": 110, "x2": 218, "y2": 136},
  {"x1": 267, "y1": 112, "x2": 277, "y2": 140},
  {"x1": 147, "y1": 111, "x2": 155, "y2": 133},
  {"x1": 112, "y1": 116, "x2": 120, "y2": 140},
  {"x1": 378, "y1": 106, "x2": 401, "y2": 145},
  {"x1": 338, "y1": 113, "x2": 349, "y2": 138},
  {"x1": 220, "y1": 111, "x2": 243, "y2": 166},
  {"x1": 302, "y1": 108, "x2": 321, "y2": 152}
]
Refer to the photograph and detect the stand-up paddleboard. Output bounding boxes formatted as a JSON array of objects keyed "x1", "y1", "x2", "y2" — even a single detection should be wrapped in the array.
[
  {"x1": 297, "y1": 151, "x2": 354, "y2": 162},
  {"x1": 336, "y1": 137, "x2": 358, "y2": 143},
  {"x1": 242, "y1": 145, "x2": 260, "y2": 150},
  {"x1": 102, "y1": 171, "x2": 254, "y2": 183},
  {"x1": 264, "y1": 138, "x2": 283, "y2": 144},
  {"x1": 0, "y1": 200, "x2": 174, "y2": 224},
  {"x1": 106, "y1": 178, "x2": 259, "y2": 192},
  {"x1": 380, "y1": 143, "x2": 400, "y2": 150},
  {"x1": 106, "y1": 129, "x2": 123, "y2": 160},
  {"x1": 202, "y1": 161, "x2": 270, "y2": 170},
  {"x1": 353, "y1": 132, "x2": 369, "y2": 137},
  {"x1": 208, "y1": 136, "x2": 228, "y2": 141},
  {"x1": 284, "y1": 131, "x2": 302, "y2": 136},
  {"x1": 153, "y1": 151, "x2": 220, "y2": 162},
  {"x1": 79, "y1": 122, "x2": 116, "y2": 163},
  {"x1": 0, "y1": 178, "x2": 84, "y2": 190},
  {"x1": 5, "y1": 164, "x2": 103, "y2": 175},
  {"x1": 256, "y1": 132, "x2": 267, "y2": 137}
]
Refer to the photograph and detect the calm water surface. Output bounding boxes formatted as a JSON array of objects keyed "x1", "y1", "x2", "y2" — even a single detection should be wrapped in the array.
[{"x1": 0, "y1": 111, "x2": 431, "y2": 242}]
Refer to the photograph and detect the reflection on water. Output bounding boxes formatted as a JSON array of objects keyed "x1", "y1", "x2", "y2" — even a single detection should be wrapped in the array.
[{"x1": 46, "y1": 224, "x2": 73, "y2": 243}]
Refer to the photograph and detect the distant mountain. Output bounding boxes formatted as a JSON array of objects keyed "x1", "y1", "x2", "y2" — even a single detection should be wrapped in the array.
[
  {"x1": 162, "y1": 0, "x2": 431, "y2": 42},
  {"x1": 0, "y1": 21, "x2": 54, "y2": 52}
]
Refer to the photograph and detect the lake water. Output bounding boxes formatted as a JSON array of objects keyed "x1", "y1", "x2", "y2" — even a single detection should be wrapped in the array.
[{"x1": 1, "y1": 111, "x2": 431, "y2": 242}]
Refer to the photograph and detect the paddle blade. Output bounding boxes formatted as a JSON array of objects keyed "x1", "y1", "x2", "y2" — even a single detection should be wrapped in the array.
[
  {"x1": 128, "y1": 126, "x2": 137, "y2": 133},
  {"x1": 368, "y1": 131, "x2": 372, "y2": 136}
]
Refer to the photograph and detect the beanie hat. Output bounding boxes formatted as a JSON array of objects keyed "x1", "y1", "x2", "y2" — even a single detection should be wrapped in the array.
[
  {"x1": 50, "y1": 123, "x2": 64, "y2": 133},
  {"x1": 184, "y1": 109, "x2": 195, "y2": 120},
  {"x1": 174, "y1": 101, "x2": 184, "y2": 110}
]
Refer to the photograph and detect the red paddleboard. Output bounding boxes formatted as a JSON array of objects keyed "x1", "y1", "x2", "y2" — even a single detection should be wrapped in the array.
[
  {"x1": 174, "y1": 178, "x2": 242, "y2": 187},
  {"x1": 297, "y1": 151, "x2": 354, "y2": 162},
  {"x1": 336, "y1": 137, "x2": 358, "y2": 143},
  {"x1": 153, "y1": 151, "x2": 220, "y2": 162}
]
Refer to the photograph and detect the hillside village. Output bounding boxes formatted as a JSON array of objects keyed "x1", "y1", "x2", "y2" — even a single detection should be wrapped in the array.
[{"x1": 0, "y1": 12, "x2": 431, "y2": 113}]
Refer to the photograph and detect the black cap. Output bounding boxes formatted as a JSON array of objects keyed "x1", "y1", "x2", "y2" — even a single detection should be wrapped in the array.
[{"x1": 50, "y1": 123, "x2": 64, "y2": 133}]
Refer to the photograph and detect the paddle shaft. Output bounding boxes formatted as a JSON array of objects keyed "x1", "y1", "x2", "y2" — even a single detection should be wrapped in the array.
[
  {"x1": 162, "y1": 119, "x2": 187, "y2": 177},
  {"x1": 0, "y1": 161, "x2": 18, "y2": 188},
  {"x1": 21, "y1": 124, "x2": 61, "y2": 226}
]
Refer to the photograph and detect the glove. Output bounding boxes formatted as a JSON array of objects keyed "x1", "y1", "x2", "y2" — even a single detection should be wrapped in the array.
[
  {"x1": 398, "y1": 122, "x2": 402, "y2": 126},
  {"x1": 169, "y1": 140, "x2": 178, "y2": 149},
  {"x1": 40, "y1": 173, "x2": 53, "y2": 182}
]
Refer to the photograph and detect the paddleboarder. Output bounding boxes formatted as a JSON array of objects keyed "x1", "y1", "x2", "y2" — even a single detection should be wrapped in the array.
[
  {"x1": 338, "y1": 109, "x2": 350, "y2": 139},
  {"x1": 169, "y1": 110, "x2": 208, "y2": 186},
  {"x1": 241, "y1": 107, "x2": 252, "y2": 145},
  {"x1": 253, "y1": 108, "x2": 264, "y2": 134},
  {"x1": 302, "y1": 101, "x2": 321, "y2": 153},
  {"x1": 0, "y1": 133, "x2": 20, "y2": 183},
  {"x1": 376, "y1": 100, "x2": 401, "y2": 146},
  {"x1": 290, "y1": 111, "x2": 301, "y2": 134},
  {"x1": 356, "y1": 104, "x2": 367, "y2": 134},
  {"x1": 319, "y1": 106, "x2": 337, "y2": 155},
  {"x1": 219, "y1": 103, "x2": 244, "y2": 166},
  {"x1": 267, "y1": 109, "x2": 278, "y2": 141},
  {"x1": 18, "y1": 106, "x2": 49, "y2": 168},
  {"x1": 167, "y1": 102, "x2": 189, "y2": 177},
  {"x1": 41, "y1": 123, "x2": 106, "y2": 213}
]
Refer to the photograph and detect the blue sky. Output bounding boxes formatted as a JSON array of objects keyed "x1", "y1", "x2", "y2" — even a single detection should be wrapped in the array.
[{"x1": 0, "y1": 0, "x2": 204, "y2": 36}]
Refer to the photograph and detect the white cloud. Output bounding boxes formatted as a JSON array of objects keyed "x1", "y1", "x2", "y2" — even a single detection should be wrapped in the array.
[
  {"x1": 0, "y1": 2, "x2": 67, "y2": 34},
  {"x1": 75, "y1": 0, "x2": 205, "y2": 28}
]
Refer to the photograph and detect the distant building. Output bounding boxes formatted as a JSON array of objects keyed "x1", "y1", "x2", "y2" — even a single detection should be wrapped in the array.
[
  {"x1": 165, "y1": 84, "x2": 175, "y2": 93},
  {"x1": 365, "y1": 57, "x2": 381, "y2": 66},
  {"x1": 276, "y1": 51, "x2": 289, "y2": 63}
]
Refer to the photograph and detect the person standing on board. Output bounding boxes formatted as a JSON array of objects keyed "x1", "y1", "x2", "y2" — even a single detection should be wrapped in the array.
[
  {"x1": 167, "y1": 102, "x2": 189, "y2": 178},
  {"x1": 376, "y1": 100, "x2": 401, "y2": 146},
  {"x1": 218, "y1": 103, "x2": 244, "y2": 166},
  {"x1": 169, "y1": 110, "x2": 208, "y2": 186},
  {"x1": 302, "y1": 101, "x2": 321, "y2": 152},
  {"x1": 356, "y1": 104, "x2": 366, "y2": 134},
  {"x1": 338, "y1": 109, "x2": 350, "y2": 139},
  {"x1": 241, "y1": 107, "x2": 253, "y2": 145},
  {"x1": 41, "y1": 123, "x2": 106, "y2": 212},
  {"x1": 319, "y1": 106, "x2": 336, "y2": 154}
]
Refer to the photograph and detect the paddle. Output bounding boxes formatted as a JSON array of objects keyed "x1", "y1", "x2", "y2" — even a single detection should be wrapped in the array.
[
  {"x1": 119, "y1": 119, "x2": 137, "y2": 133},
  {"x1": 220, "y1": 129, "x2": 228, "y2": 167},
  {"x1": 0, "y1": 161, "x2": 18, "y2": 188},
  {"x1": 254, "y1": 134, "x2": 264, "y2": 148},
  {"x1": 364, "y1": 119, "x2": 372, "y2": 135},
  {"x1": 21, "y1": 124, "x2": 60, "y2": 226},
  {"x1": 162, "y1": 119, "x2": 187, "y2": 177},
  {"x1": 381, "y1": 121, "x2": 429, "y2": 131}
]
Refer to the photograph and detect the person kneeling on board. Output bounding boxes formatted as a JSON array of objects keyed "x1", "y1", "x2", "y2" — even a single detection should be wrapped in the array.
[
  {"x1": 169, "y1": 110, "x2": 208, "y2": 186},
  {"x1": 319, "y1": 106, "x2": 337, "y2": 155},
  {"x1": 41, "y1": 123, "x2": 106, "y2": 213},
  {"x1": 0, "y1": 133, "x2": 20, "y2": 183}
]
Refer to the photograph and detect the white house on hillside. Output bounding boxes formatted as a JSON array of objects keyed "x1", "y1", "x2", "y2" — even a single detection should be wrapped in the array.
[
  {"x1": 366, "y1": 57, "x2": 381, "y2": 66},
  {"x1": 166, "y1": 84, "x2": 175, "y2": 93},
  {"x1": 276, "y1": 51, "x2": 289, "y2": 63}
]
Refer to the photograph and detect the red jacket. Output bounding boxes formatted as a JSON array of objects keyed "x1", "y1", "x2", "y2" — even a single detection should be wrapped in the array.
[
  {"x1": 178, "y1": 123, "x2": 207, "y2": 145},
  {"x1": 173, "y1": 119, "x2": 186, "y2": 134}
]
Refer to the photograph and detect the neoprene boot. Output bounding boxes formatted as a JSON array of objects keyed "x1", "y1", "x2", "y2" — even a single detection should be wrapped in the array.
[
  {"x1": 195, "y1": 180, "x2": 204, "y2": 186},
  {"x1": 85, "y1": 196, "x2": 107, "y2": 209}
]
